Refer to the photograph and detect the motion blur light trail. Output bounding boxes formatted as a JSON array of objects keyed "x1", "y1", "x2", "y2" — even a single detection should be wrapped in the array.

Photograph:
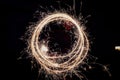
[
  {"x1": 22, "y1": 0, "x2": 111, "y2": 80},
  {"x1": 30, "y1": 13, "x2": 89, "y2": 74}
]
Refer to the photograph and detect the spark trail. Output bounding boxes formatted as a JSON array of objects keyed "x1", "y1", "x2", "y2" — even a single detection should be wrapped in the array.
[
  {"x1": 30, "y1": 13, "x2": 89, "y2": 75},
  {"x1": 22, "y1": 0, "x2": 111, "y2": 80}
]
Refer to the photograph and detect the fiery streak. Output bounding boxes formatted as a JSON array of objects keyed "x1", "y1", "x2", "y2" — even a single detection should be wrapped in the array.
[{"x1": 30, "y1": 13, "x2": 89, "y2": 74}]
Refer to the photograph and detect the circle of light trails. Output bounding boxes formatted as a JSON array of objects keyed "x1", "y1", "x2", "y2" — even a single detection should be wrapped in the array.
[{"x1": 30, "y1": 13, "x2": 89, "y2": 74}]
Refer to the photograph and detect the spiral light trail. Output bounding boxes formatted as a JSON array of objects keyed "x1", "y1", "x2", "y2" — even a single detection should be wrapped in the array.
[{"x1": 30, "y1": 13, "x2": 89, "y2": 74}]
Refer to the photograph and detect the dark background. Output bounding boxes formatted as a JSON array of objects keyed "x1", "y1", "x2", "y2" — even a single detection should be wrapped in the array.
[{"x1": 4, "y1": 0, "x2": 120, "y2": 80}]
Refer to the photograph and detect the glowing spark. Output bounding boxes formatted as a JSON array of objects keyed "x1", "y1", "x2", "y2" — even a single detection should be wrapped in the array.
[
  {"x1": 30, "y1": 13, "x2": 89, "y2": 75},
  {"x1": 115, "y1": 46, "x2": 120, "y2": 51}
]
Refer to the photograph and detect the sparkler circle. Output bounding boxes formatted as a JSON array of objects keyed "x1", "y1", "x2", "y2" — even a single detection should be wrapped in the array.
[{"x1": 30, "y1": 13, "x2": 89, "y2": 74}]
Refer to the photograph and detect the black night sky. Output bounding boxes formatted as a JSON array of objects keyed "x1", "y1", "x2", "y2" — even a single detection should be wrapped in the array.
[{"x1": 4, "y1": 0, "x2": 120, "y2": 80}]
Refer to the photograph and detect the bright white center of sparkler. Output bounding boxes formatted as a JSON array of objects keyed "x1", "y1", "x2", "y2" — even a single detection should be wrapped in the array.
[
  {"x1": 115, "y1": 46, "x2": 120, "y2": 51},
  {"x1": 40, "y1": 44, "x2": 48, "y2": 53}
]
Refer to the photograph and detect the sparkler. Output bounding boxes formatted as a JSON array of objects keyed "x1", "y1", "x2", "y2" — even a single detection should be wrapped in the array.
[
  {"x1": 30, "y1": 13, "x2": 89, "y2": 74},
  {"x1": 22, "y1": 0, "x2": 111, "y2": 80}
]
